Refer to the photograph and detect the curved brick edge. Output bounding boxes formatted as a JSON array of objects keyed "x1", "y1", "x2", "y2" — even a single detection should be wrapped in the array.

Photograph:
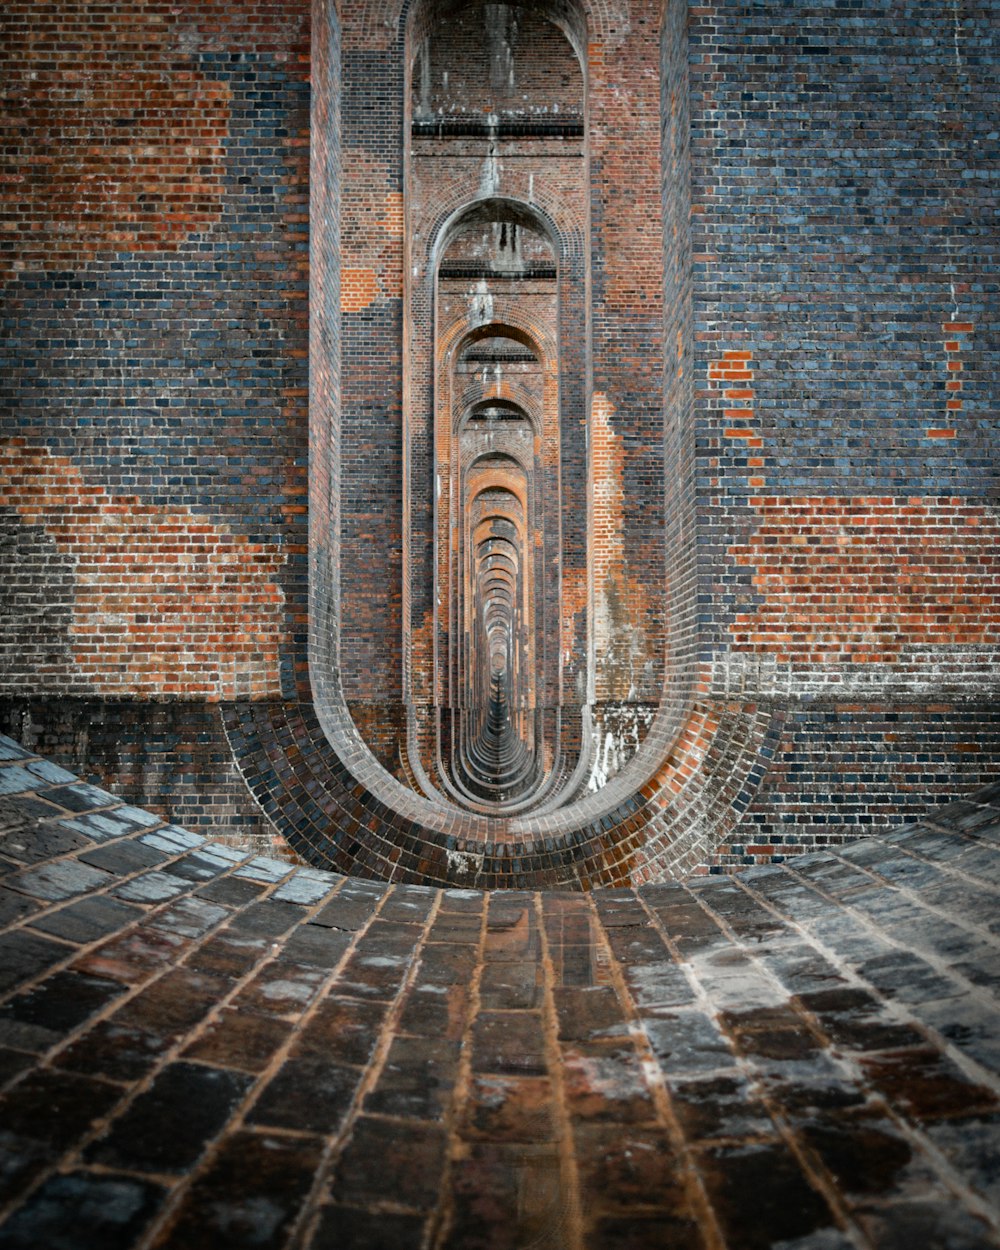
[
  {"x1": 220, "y1": 699, "x2": 780, "y2": 888},
  {"x1": 303, "y1": 0, "x2": 713, "y2": 884}
]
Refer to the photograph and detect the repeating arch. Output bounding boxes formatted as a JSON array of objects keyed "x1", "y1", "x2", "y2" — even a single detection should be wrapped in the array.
[{"x1": 264, "y1": 0, "x2": 769, "y2": 888}]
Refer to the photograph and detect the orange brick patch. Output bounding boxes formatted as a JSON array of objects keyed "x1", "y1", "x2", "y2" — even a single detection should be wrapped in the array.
[
  {"x1": 341, "y1": 268, "x2": 381, "y2": 312},
  {"x1": 1, "y1": 440, "x2": 286, "y2": 699},
  {"x1": 729, "y1": 496, "x2": 1000, "y2": 664},
  {"x1": 1, "y1": 5, "x2": 233, "y2": 277},
  {"x1": 932, "y1": 322, "x2": 973, "y2": 433}
]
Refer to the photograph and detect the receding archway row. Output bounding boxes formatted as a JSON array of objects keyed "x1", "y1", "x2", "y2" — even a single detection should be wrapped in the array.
[
  {"x1": 408, "y1": 199, "x2": 577, "y2": 812},
  {"x1": 247, "y1": 0, "x2": 716, "y2": 887},
  {"x1": 398, "y1": 0, "x2": 595, "y2": 815}
]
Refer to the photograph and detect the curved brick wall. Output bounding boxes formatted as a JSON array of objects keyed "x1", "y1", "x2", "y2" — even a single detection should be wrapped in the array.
[{"x1": 2, "y1": 738, "x2": 1000, "y2": 1248}]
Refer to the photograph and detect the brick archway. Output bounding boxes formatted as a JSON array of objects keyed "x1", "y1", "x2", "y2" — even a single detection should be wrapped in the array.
[{"x1": 256, "y1": 0, "x2": 776, "y2": 887}]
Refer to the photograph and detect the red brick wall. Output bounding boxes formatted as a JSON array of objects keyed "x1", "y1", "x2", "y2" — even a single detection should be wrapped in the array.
[
  {"x1": 729, "y1": 497, "x2": 999, "y2": 665},
  {"x1": 1, "y1": 442, "x2": 286, "y2": 699},
  {"x1": 2, "y1": 0, "x2": 310, "y2": 706},
  {"x1": 1, "y1": 0, "x2": 997, "y2": 884}
]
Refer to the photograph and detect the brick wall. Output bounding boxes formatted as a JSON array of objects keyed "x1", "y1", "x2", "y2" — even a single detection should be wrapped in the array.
[
  {"x1": 1, "y1": 0, "x2": 311, "y2": 704},
  {"x1": 0, "y1": 0, "x2": 996, "y2": 885},
  {"x1": 415, "y1": 5, "x2": 583, "y2": 122},
  {"x1": 0, "y1": 696, "x2": 280, "y2": 853},
  {"x1": 685, "y1": 0, "x2": 999, "y2": 866},
  {"x1": 689, "y1": 1, "x2": 998, "y2": 675},
  {"x1": 713, "y1": 705, "x2": 1000, "y2": 871}
]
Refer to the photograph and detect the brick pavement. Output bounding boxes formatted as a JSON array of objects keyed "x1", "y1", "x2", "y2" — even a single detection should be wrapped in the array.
[{"x1": 0, "y1": 732, "x2": 997, "y2": 1249}]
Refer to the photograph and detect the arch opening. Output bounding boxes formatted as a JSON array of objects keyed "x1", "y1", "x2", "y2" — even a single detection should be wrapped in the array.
[
  {"x1": 302, "y1": 0, "x2": 692, "y2": 886},
  {"x1": 402, "y1": 4, "x2": 594, "y2": 812}
]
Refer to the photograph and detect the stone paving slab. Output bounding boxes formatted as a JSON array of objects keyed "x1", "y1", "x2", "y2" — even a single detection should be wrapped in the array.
[{"x1": 0, "y1": 733, "x2": 997, "y2": 1248}]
